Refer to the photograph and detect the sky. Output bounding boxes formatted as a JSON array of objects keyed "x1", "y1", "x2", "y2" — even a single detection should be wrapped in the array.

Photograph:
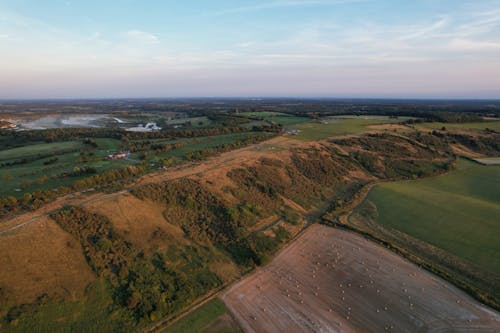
[{"x1": 1, "y1": 0, "x2": 500, "y2": 99}]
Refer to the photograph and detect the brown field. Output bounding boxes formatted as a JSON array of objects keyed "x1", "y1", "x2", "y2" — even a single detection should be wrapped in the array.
[
  {"x1": 0, "y1": 217, "x2": 95, "y2": 304},
  {"x1": 222, "y1": 224, "x2": 500, "y2": 333},
  {"x1": 86, "y1": 194, "x2": 188, "y2": 252}
]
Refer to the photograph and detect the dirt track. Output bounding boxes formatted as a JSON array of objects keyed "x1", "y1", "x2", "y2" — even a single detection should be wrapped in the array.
[{"x1": 222, "y1": 224, "x2": 500, "y2": 333}]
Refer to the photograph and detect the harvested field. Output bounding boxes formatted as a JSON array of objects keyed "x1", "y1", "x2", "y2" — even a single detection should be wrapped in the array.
[{"x1": 222, "y1": 224, "x2": 500, "y2": 333}]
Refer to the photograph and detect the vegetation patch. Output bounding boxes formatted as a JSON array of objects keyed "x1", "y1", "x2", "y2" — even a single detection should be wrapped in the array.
[
  {"x1": 165, "y1": 299, "x2": 242, "y2": 333},
  {"x1": 289, "y1": 116, "x2": 411, "y2": 141}
]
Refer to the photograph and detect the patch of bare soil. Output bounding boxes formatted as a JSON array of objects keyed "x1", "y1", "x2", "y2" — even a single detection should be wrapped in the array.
[
  {"x1": 0, "y1": 217, "x2": 95, "y2": 305},
  {"x1": 222, "y1": 224, "x2": 500, "y2": 333}
]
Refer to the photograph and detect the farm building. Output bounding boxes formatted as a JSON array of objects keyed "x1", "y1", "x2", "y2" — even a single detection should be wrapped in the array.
[{"x1": 108, "y1": 153, "x2": 127, "y2": 160}]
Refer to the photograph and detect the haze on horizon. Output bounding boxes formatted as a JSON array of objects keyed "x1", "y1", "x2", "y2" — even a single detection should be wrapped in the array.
[{"x1": 1, "y1": 0, "x2": 500, "y2": 99}]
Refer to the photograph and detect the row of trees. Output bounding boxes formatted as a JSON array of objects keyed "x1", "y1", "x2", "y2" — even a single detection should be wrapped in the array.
[
  {"x1": 0, "y1": 123, "x2": 281, "y2": 147},
  {"x1": 0, "y1": 164, "x2": 147, "y2": 218}
]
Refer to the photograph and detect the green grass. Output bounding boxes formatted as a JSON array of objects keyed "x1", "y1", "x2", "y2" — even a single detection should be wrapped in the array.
[
  {"x1": 415, "y1": 120, "x2": 500, "y2": 131},
  {"x1": 290, "y1": 116, "x2": 410, "y2": 141},
  {"x1": 164, "y1": 299, "x2": 239, "y2": 333},
  {"x1": 2, "y1": 280, "x2": 135, "y2": 333},
  {"x1": 0, "y1": 139, "x2": 127, "y2": 196},
  {"x1": 162, "y1": 132, "x2": 272, "y2": 159},
  {"x1": 0, "y1": 141, "x2": 84, "y2": 162},
  {"x1": 242, "y1": 111, "x2": 310, "y2": 126},
  {"x1": 367, "y1": 158, "x2": 500, "y2": 276},
  {"x1": 0, "y1": 132, "x2": 271, "y2": 197}
]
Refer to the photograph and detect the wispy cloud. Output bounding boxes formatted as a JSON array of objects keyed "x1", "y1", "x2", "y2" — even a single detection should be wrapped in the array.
[
  {"x1": 1, "y1": 1, "x2": 500, "y2": 98},
  {"x1": 397, "y1": 17, "x2": 449, "y2": 40},
  {"x1": 206, "y1": 0, "x2": 368, "y2": 16},
  {"x1": 125, "y1": 30, "x2": 160, "y2": 44},
  {"x1": 447, "y1": 38, "x2": 500, "y2": 51}
]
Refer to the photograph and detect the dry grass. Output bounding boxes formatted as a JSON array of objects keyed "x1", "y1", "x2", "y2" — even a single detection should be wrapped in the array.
[
  {"x1": 0, "y1": 217, "x2": 95, "y2": 305},
  {"x1": 85, "y1": 194, "x2": 188, "y2": 253}
]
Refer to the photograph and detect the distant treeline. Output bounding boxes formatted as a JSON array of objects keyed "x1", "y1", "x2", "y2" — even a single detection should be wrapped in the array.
[
  {"x1": 284, "y1": 109, "x2": 487, "y2": 123},
  {"x1": 0, "y1": 124, "x2": 281, "y2": 149},
  {"x1": 0, "y1": 164, "x2": 147, "y2": 218}
]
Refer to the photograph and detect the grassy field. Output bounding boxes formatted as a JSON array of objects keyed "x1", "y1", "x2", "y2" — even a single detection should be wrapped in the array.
[
  {"x1": 415, "y1": 120, "x2": 500, "y2": 131},
  {"x1": 0, "y1": 132, "x2": 271, "y2": 197},
  {"x1": 164, "y1": 299, "x2": 242, "y2": 333},
  {"x1": 1, "y1": 280, "x2": 135, "y2": 333},
  {"x1": 366, "y1": 158, "x2": 500, "y2": 276},
  {"x1": 290, "y1": 116, "x2": 411, "y2": 141},
  {"x1": 0, "y1": 138, "x2": 128, "y2": 196},
  {"x1": 0, "y1": 141, "x2": 85, "y2": 162},
  {"x1": 243, "y1": 111, "x2": 309, "y2": 126},
  {"x1": 161, "y1": 132, "x2": 273, "y2": 160}
]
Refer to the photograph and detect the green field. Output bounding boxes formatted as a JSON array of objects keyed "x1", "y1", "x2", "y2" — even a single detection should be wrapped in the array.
[
  {"x1": 165, "y1": 299, "x2": 241, "y2": 333},
  {"x1": 290, "y1": 116, "x2": 410, "y2": 141},
  {"x1": 366, "y1": 159, "x2": 500, "y2": 275},
  {"x1": 0, "y1": 141, "x2": 85, "y2": 162},
  {"x1": 243, "y1": 111, "x2": 309, "y2": 126},
  {"x1": 0, "y1": 139, "x2": 129, "y2": 196},
  {"x1": 415, "y1": 120, "x2": 500, "y2": 131},
  {"x1": 0, "y1": 132, "x2": 271, "y2": 197},
  {"x1": 0, "y1": 280, "x2": 135, "y2": 333}
]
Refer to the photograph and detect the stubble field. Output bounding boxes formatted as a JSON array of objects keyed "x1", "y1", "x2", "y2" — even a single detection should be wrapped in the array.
[{"x1": 222, "y1": 224, "x2": 500, "y2": 333}]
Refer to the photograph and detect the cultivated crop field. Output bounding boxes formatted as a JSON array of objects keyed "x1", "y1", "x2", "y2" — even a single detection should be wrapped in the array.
[
  {"x1": 222, "y1": 224, "x2": 500, "y2": 332},
  {"x1": 365, "y1": 158, "x2": 500, "y2": 275}
]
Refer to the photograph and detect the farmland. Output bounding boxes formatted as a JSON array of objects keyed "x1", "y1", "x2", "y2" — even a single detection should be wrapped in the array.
[
  {"x1": 0, "y1": 138, "x2": 128, "y2": 196},
  {"x1": 365, "y1": 158, "x2": 500, "y2": 276},
  {"x1": 222, "y1": 225, "x2": 500, "y2": 332},
  {"x1": 0, "y1": 131, "x2": 274, "y2": 198},
  {"x1": 1, "y1": 99, "x2": 500, "y2": 333},
  {"x1": 243, "y1": 111, "x2": 309, "y2": 126},
  {"x1": 289, "y1": 116, "x2": 413, "y2": 141}
]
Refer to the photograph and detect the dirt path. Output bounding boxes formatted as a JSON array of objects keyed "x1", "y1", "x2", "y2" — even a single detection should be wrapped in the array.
[{"x1": 222, "y1": 224, "x2": 500, "y2": 333}]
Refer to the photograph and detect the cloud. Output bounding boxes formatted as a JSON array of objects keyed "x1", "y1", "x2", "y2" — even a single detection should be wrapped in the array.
[
  {"x1": 447, "y1": 38, "x2": 500, "y2": 51},
  {"x1": 206, "y1": 0, "x2": 368, "y2": 16},
  {"x1": 125, "y1": 30, "x2": 159, "y2": 44},
  {"x1": 397, "y1": 17, "x2": 449, "y2": 40}
]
